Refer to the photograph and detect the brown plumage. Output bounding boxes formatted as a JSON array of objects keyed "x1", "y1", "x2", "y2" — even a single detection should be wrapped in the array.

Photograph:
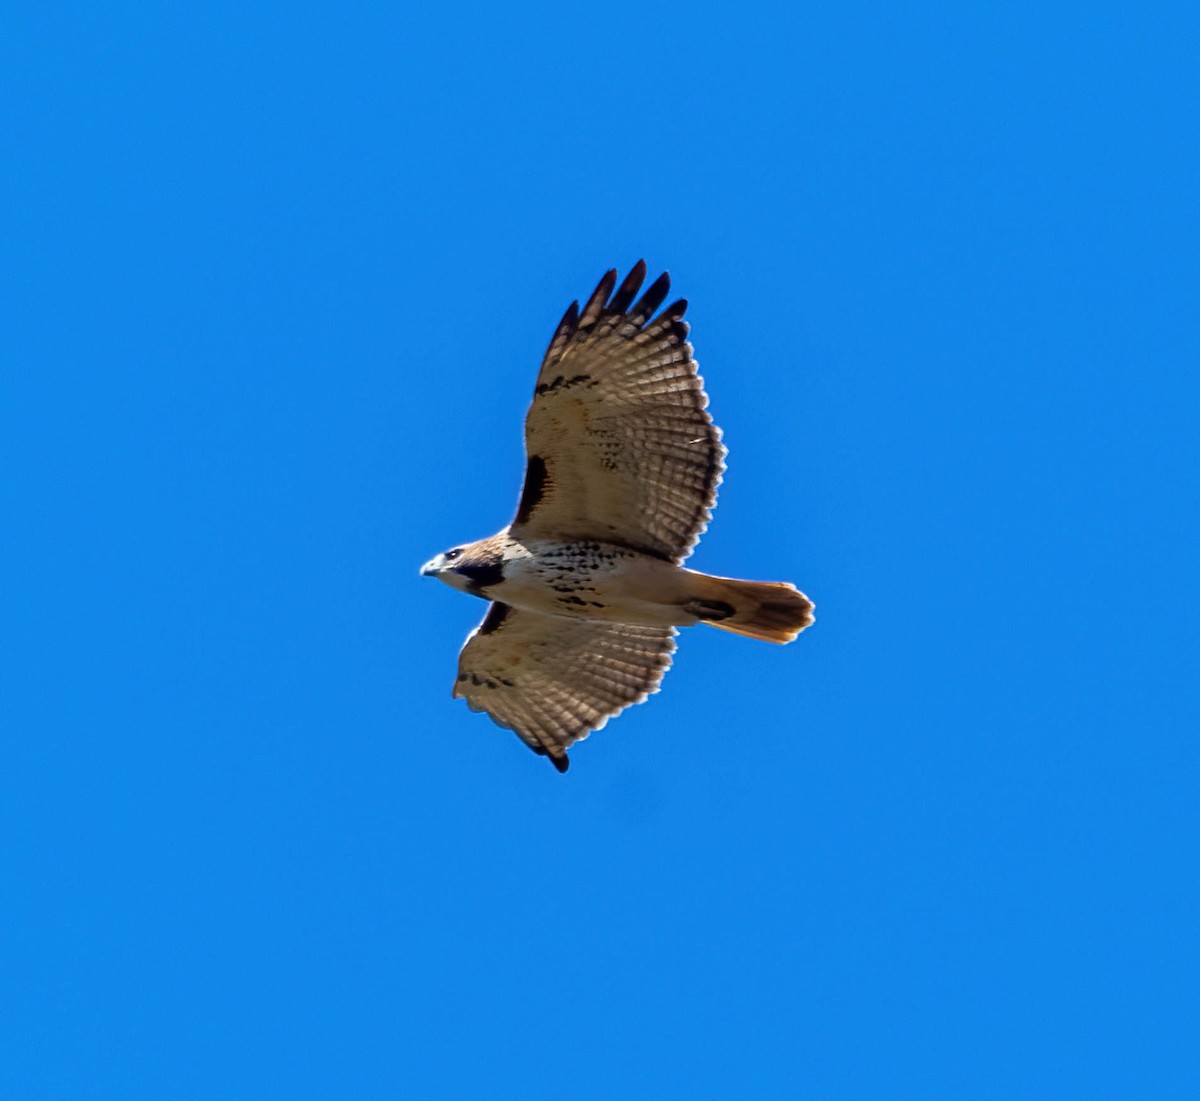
[{"x1": 421, "y1": 262, "x2": 814, "y2": 771}]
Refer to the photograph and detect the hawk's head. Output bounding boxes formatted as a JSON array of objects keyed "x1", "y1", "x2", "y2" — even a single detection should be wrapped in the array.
[{"x1": 420, "y1": 538, "x2": 506, "y2": 598}]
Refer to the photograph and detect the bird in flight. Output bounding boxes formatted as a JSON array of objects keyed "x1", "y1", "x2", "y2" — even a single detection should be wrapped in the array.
[{"x1": 421, "y1": 262, "x2": 814, "y2": 772}]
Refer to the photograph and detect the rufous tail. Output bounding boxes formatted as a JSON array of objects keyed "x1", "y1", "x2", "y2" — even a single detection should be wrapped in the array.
[{"x1": 683, "y1": 573, "x2": 815, "y2": 644}]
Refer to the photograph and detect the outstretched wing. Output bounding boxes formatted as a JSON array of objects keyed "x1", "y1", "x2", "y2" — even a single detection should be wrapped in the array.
[
  {"x1": 453, "y1": 602, "x2": 677, "y2": 772},
  {"x1": 510, "y1": 262, "x2": 726, "y2": 564}
]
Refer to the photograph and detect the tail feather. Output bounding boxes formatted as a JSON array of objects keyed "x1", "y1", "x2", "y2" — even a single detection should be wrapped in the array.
[{"x1": 684, "y1": 573, "x2": 815, "y2": 644}]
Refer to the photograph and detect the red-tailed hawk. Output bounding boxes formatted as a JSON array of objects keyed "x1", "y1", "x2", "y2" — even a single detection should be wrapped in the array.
[{"x1": 422, "y1": 262, "x2": 814, "y2": 771}]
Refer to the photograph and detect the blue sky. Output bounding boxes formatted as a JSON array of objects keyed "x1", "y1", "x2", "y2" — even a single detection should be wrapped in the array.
[{"x1": 3, "y1": 2, "x2": 1197, "y2": 1097}]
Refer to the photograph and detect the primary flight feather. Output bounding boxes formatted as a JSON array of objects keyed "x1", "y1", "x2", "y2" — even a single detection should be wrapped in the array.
[{"x1": 421, "y1": 262, "x2": 814, "y2": 771}]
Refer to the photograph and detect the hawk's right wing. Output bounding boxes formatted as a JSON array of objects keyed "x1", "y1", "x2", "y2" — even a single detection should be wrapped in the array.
[{"x1": 453, "y1": 602, "x2": 677, "y2": 772}]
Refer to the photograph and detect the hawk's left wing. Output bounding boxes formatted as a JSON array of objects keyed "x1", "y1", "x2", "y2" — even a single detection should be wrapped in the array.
[
  {"x1": 510, "y1": 262, "x2": 726, "y2": 564},
  {"x1": 453, "y1": 602, "x2": 677, "y2": 772}
]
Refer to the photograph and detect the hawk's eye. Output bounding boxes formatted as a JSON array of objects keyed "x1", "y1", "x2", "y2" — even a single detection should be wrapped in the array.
[{"x1": 444, "y1": 548, "x2": 463, "y2": 562}]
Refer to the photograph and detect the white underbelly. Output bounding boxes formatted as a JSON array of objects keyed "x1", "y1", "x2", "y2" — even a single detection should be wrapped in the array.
[{"x1": 494, "y1": 543, "x2": 697, "y2": 627}]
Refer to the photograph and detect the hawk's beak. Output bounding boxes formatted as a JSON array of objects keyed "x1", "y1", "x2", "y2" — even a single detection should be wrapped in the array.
[{"x1": 420, "y1": 558, "x2": 440, "y2": 577}]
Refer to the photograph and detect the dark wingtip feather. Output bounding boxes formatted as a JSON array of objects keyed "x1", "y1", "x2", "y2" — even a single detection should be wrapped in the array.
[
  {"x1": 608, "y1": 261, "x2": 648, "y2": 316},
  {"x1": 550, "y1": 753, "x2": 570, "y2": 774},
  {"x1": 630, "y1": 270, "x2": 671, "y2": 325},
  {"x1": 580, "y1": 269, "x2": 618, "y2": 327},
  {"x1": 540, "y1": 300, "x2": 580, "y2": 374},
  {"x1": 646, "y1": 298, "x2": 690, "y2": 347}
]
